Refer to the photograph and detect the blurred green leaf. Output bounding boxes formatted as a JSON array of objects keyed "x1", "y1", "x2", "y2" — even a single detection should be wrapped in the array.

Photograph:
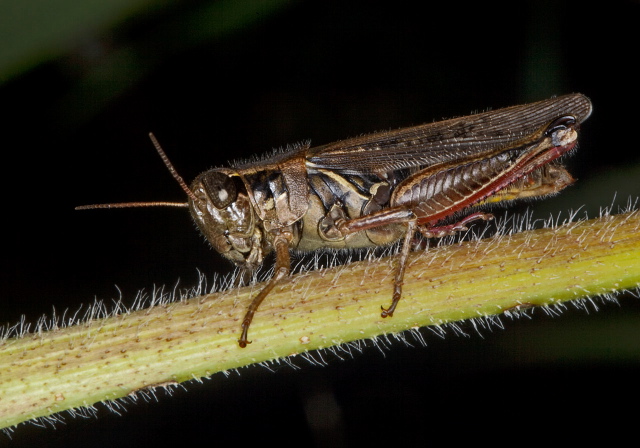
[
  {"x1": 0, "y1": 0, "x2": 294, "y2": 83},
  {"x1": 1, "y1": 0, "x2": 156, "y2": 81}
]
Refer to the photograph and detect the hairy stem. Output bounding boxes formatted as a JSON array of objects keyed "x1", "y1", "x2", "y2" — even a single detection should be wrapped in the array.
[{"x1": 1, "y1": 211, "x2": 639, "y2": 429}]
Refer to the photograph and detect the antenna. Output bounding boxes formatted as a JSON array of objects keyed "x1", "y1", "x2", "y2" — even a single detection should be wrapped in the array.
[
  {"x1": 75, "y1": 133, "x2": 194, "y2": 211},
  {"x1": 148, "y1": 133, "x2": 198, "y2": 202}
]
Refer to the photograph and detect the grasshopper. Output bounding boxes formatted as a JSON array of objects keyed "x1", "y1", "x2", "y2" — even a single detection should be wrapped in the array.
[{"x1": 78, "y1": 93, "x2": 593, "y2": 346}]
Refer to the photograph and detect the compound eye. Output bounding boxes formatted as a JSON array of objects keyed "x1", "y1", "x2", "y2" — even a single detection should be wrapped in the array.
[
  {"x1": 202, "y1": 172, "x2": 238, "y2": 208},
  {"x1": 545, "y1": 115, "x2": 577, "y2": 136}
]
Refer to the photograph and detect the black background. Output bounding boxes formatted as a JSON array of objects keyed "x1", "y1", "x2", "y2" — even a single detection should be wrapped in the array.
[{"x1": 2, "y1": 0, "x2": 639, "y2": 446}]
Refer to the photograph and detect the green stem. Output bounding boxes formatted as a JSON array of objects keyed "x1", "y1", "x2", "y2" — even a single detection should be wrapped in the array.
[{"x1": 1, "y1": 211, "x2": 639, "y2": 429}]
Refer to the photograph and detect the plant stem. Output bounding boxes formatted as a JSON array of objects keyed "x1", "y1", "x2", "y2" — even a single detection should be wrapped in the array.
[{"x1": 1, "y1": 211, "x2": 639, "y2": 429}]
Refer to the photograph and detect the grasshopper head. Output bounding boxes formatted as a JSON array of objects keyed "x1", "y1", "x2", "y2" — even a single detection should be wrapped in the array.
[
  {"x1": 189, "y1": 169, "x2": 267, "y2": 272},
  {"x1": 76, "y1": 135, "x2": 270, "y2": 276}
]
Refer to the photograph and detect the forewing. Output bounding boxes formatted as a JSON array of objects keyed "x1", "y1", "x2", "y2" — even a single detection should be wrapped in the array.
[{"x1": 306, "y1": 93, "x2": 592, "y2": 174}]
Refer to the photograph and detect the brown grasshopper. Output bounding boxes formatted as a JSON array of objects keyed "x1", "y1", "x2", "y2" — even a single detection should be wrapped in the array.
[{"x1": 78, "y1": 93, "x2": 593, "y2": 347}]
